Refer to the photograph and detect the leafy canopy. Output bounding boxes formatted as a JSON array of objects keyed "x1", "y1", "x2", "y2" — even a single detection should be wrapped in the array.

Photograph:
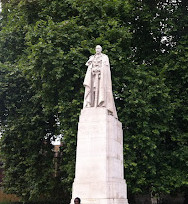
[{"x1": 0, "y1": 0, "x2": 187, "y2": 201}]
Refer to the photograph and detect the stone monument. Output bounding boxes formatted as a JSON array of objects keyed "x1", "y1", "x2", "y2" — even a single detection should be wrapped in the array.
[{"x1": 70, "y1": 45, "x2": 129, "y2": 204}]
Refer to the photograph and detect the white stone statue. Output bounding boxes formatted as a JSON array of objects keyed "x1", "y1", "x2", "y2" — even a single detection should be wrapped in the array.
[
  {"x1": 70, "y1": 45, "x2": 129, "y2": 204},
  {"x1": 83, "y1": 45, "x2": 117, "y2": 118}
]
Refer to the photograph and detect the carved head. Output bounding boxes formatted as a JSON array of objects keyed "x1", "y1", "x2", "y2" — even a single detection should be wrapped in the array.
[{"x1": 96, "y1": 45, "x2": 102, "y2": 54}]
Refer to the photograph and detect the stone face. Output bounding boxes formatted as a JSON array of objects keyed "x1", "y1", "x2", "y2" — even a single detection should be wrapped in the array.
[{"x1": 70, "y1": 108, "x2": 129, "y2": 204}]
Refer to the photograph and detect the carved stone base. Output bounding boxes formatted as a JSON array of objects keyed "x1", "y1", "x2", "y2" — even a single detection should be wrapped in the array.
[{"x1": 70, "y1": 108, "x2": 129, "y2": 204}]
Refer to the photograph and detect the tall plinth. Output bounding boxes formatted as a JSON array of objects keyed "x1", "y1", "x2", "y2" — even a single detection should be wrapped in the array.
[{"x1": 70, "y1": 108, "x2": 129, "y2": 204}]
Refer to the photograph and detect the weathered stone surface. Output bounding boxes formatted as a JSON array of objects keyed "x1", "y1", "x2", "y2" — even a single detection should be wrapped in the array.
[{"x1": 70, "y1": 108, "x2": 129, "y2": 204}]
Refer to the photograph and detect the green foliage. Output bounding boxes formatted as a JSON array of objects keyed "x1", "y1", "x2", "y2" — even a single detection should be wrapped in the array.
[
  {"x1": 0, "y1": 63, "x2": 61, "y2": 201},
  {"x1": 0, "y1": 0, "x2": 187, "y2": 202}
]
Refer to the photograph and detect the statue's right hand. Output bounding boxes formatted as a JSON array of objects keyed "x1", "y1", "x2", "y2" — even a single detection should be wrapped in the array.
[{"x1": 86, "y1": 60, "x2": 92, "y2": 66}]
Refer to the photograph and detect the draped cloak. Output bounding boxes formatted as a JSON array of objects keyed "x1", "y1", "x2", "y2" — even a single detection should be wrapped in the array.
[{"x1": 83, "y1": 53, "x2": 118, "y2": 118}]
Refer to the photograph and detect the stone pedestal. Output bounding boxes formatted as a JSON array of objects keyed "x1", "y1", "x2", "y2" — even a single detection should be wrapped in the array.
[{"x1": 70, "y1": 108, "x2": 129, "y2": 204}]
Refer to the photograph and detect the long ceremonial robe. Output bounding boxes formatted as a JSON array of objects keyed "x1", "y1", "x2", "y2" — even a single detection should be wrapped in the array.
[{"x1": 83, "y1": 53, "x2": 118, "y2": 118}]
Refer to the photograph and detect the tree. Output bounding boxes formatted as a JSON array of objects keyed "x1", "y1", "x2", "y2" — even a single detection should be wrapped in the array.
[{"x1": 0, "y1": 0, "x2": 187, "y2": 202}]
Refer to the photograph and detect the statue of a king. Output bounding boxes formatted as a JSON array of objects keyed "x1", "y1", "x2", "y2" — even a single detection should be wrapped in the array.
[{"x1": 83, "y1": 45, "x2": 117, "y2": 118}]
